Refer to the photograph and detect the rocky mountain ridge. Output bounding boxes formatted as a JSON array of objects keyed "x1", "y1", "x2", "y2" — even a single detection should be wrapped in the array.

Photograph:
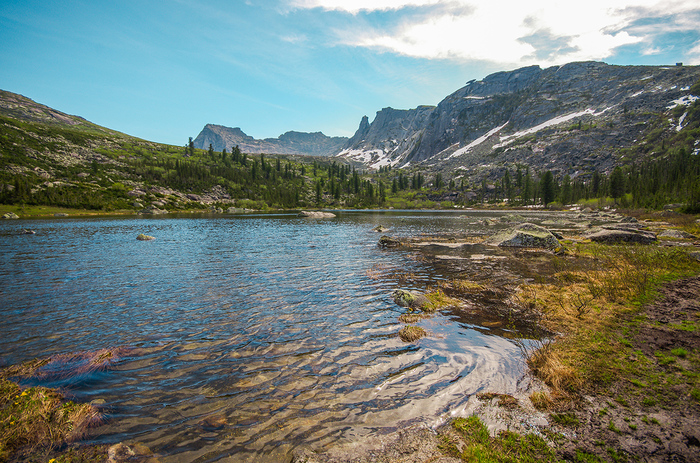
[
  {"x1": 337, "y1": 61, "x2": 700, "y2": 179},
  {"x1": 193, "y1": 123, "x2": 347, "y2": 156}
]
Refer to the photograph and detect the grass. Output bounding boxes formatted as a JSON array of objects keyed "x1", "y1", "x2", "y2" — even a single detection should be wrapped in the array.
[
  {"x1": 442, "y1": 416, "x2": 564, "y2": 463},
  {"x1": 0, "y1": 379, "x2": 101, "y2": 462},
  {"x1": 398, "y1": 325, "x2": 426, "y2": 342},
  {"x1": 516, "y1": 243, "x2": 700, "y2": 398}
]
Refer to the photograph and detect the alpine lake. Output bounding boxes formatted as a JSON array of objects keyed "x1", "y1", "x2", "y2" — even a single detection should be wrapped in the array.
[{"x1": 0, "y1": 209, "x2": 597, "y2": 462}]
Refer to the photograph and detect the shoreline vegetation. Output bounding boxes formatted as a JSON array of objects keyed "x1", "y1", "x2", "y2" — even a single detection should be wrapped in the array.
[{"x1": 1, "y1": 210, "x2": 700, "y2": 462}]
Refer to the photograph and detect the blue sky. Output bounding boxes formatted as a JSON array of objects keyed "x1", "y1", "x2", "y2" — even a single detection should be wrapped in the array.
[{"x1": 1, "y1": 0, "x2": 699, "y2": 146}]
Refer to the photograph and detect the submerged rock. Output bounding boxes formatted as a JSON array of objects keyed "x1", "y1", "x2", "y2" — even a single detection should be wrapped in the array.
[
  {"x1": 298, "y1": 210, "x2": 336, "y2": 218},
  {"x1": 586, "y1": 227, "x2": 656, "y2": 244},
  {"x1": 138, "y1": 206, "x2": 168, "y2": 215},
  {"x1": 495, "y1": 223, "x2": 561, "y2": 250},
  {"x1": 136, "y1": 234, "x2": 155, "y2": 241},
  {"x1": 378, "y1": 235, "x2": 403, "y2": 248},
  {"x1": 20, "y1": 229, "x2": 36, "y2": 235},
  {"x1": 2, "y1": 212, "x2": 19, "y2": 219},
  {"x1": 373, "y1": 225, "x2": 390, "y2": 232}
]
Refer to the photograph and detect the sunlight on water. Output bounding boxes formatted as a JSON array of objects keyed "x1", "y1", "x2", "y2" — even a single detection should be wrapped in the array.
[{"x1": 0, "y1": 211, "x2": 545, "y2": 462}]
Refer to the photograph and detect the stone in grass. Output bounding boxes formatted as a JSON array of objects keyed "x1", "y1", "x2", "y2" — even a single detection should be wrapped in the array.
[
  {"x1": 136, "y1": 233, "x2": 155, "y2": 241},
  {"x1": 399, "y1": 325, "x2": 426, "y2": 342}
]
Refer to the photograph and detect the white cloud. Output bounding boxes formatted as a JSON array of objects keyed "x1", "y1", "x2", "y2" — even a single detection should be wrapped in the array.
[
  {"x1": 290, "y1": 0, "x2": 700, "y2": 67},
  {"x1": 289, "y1": 0, "x2": 443, "y2": 13},
  {"x1": 688, "y1": 41, "x2": 700, "y2": 65}
]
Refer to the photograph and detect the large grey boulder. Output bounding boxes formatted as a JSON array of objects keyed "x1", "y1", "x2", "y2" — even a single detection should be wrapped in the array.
[
  {"x1": 495, "y1": 223, "x2": 561, "y2": 250},
  {"x1": 586, "y1": 227, "x2": 657, "y2": 244},
  {"x1": 2, "y1": 212, "x2": 19, "y2": 219},
  {"x1": 298, "y1": 211, "x2": 336, "y2": 218}
]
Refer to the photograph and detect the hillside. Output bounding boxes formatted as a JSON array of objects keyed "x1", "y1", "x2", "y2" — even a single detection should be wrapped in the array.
[
  {"x1": 338, "y1": 61, "x2": 700, "y2": 180},
  {"x1": 0, "y1": 90, "x2": 357, "y2": 213}
]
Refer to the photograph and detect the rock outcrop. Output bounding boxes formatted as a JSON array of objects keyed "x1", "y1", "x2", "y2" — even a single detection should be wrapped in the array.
[
  {"x1": 495, "y1": 223, "x2": 561, "y2": 250},
  {"x1": 337, "y1": 62, "x2": 700, "y2": 178},
  {"x1": 298, "y1": 211, "x2": 336, "y2": 218},
  {"x1": 193, "y1": 124, "x2": 347, "y2": 156},
  {"x1": 586, "y1": 227, "x2": 657, "y2": 244}
]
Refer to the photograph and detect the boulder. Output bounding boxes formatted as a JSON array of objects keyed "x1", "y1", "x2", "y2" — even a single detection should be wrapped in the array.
[
  {"x1": 586, "y1": 228, "x2": 657, "y2": 244},
  {"x1": 298, "y1": 211, "x2": 336, "y2": 218},
  {"x1": 659, "y1": 229, "x2": 698, "y2": 240},
  {"x1": 2, "y1": 212, "x2": 19, "y2": 219},
  {"x1": 620, "y1": 216, "x2": 638, "y2": 223},
  {"x1": 53, "y1": 213, "x2": 69, "y2": 217},
  {"x1": 373, "y1": 225, "x2": 390, "y2": 232},
  {"x1": 392, "y1": 290, "x2": 430, "y2": 310},
  {"x1": 495, "y1": 223, "x2": 561, "y2": 250},
  {"x1": 20, "y1": 229, "x2": 36, "y2": 235},
  {"x1": 136, "y1": 234, "x2": 155, "y2": 241}
]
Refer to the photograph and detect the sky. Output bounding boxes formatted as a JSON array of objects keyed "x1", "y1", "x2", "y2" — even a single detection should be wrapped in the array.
[{"x1": 1, "y1": 0, "x2": 699, "y2": 146}]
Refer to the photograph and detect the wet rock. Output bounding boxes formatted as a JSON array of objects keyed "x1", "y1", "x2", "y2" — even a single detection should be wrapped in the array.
[
  {"x1": 2, "y1": 212, "x2": 19, "y2": 219},
  {"x1": 138, "y1": 206, "x2": 167, "y2": 215},
  {"x1": 659, "y1": 229, "x2": 698, "y2": 240},
  {"x1": 20, "y1": 229, "x2": 36, "y2": 235},
  {"x1": 136, "y1": 234, "x2": 155, "y2": 241},
  {"x1": 378, "y1": 235, "x2": 403, "y2": 248},
  {"x1": 587, "y1": 228, "x2": 657, "y2": 244},
  {"x1": 373, "y1": 225, "x2": 389, "y2": 232},
  {"x1": 298, "y1": 210, "x2": 336, "y2": 218},
  {"x1": 495, "y1": 223, "x2": 561, "y2": 250},
  {"x1": 53, "y1": 212, "x2": 69, "y2": 217},
  {"x1": 392, "y1": 290, "x2": 430, "y2": 310}
]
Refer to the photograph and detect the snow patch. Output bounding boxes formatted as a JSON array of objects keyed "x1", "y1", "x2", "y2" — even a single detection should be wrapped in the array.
[
  {"x1": 630, "y1": 90, "x2": 644, "y2": 98},
  {"x1": 495, "y1": 108, "x2": 609, "y2": 148},
  {"x1": 448, "y1": 122, "x2": 509, "y2": 159},
  {"x1": 463, "y1": 96, "x2": 485, "y2": 100},
  {"x1": 667, "y1": 95, "x2": 699, "y2": 109},
  {"x1": 677, "y1": 112, "x2": 688, "y2": 132}
]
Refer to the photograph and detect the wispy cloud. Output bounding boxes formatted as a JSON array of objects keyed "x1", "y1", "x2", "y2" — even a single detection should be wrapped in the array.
[{"x1": 288, "y1": 0, "x2": 700, "y2": 67}]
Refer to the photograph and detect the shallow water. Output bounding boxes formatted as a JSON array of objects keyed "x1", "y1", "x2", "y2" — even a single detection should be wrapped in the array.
[{"x1": 0, "y1": 210, "x2": 564, "y2": 462}]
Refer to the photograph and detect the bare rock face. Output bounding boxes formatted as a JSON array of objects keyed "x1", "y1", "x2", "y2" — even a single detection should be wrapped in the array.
[
  {"x1": 298, "y1": 211, "x2": 336, "y2": 218},
  {"x1": 338, "y1": 61, "x2": 700, "y2": 177},
  {"x1": 193, "y1": 124, "x2": 347, "y2": 156}
]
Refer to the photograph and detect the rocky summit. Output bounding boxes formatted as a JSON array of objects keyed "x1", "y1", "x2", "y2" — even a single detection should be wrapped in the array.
[
  {"x1": 193, "y1": 124, "x2": 347, "y2": 156},
  {"x1": 337, "y1": 61, "x2": 700, "y2": 178}
]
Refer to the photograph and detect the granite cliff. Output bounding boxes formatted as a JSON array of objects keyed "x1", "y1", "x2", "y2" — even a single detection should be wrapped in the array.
[
  {"x1": 193, "y1": 124, "x2": 347, "y2": 156},
  {"x1": 337, "y1": 61, "x2": 700, "y2": 178}
]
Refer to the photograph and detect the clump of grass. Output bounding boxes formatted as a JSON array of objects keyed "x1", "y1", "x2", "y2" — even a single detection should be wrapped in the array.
[
  {"x1": 529, "y1": 391, "x2": 554, "y2": 410},
  {"x1": 551, "y1": 412, "x2": 579, "y2": 426},
  {"x1": 670, "y1": 348, "x2": 688, "y2": 358},
  {"x1": 397, "y1": 313, "x2": 426, "y2": 323},
  {"x1": 424, "y1": 288, "x2": 460, "y2": 312},
  {"x1": 0, "y1": 379, "x2": 101, "y2": 461},
  {"x1": 525, "y1": 340, "x2": 583, "y2": 396},
  {"x1": 398, "y1": 325, "x2": 426, "y2": 342},
  {"x1": 444, "y1": 416, "x2": 561, "y2": 463}
]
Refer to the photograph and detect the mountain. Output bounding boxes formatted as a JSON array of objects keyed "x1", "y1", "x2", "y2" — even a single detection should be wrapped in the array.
[
  {"x1": 193, "y1": 124, "x2": 347, "y2": 156},
  {"x1": 338, "y1": 61, "x2": 700, "y2": 178}
]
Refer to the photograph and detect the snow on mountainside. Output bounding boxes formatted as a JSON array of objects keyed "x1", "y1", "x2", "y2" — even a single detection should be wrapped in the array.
[{"x1": 337, "y1": 61, "x2": 700, "y2": 178}]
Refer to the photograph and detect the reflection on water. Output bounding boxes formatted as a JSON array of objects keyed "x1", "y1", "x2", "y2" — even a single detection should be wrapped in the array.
[{"x1": 0, "y1": 210, "x2": 560, "y2": 462}]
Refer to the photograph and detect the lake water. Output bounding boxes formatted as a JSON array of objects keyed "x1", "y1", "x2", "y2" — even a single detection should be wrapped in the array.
[{"x1": 0, "y1": 210, "x2": 545, "y2": 462}]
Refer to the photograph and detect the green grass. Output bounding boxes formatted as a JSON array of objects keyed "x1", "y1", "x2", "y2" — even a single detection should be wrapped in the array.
[{"x1": 443, "y1": 416, "x2": 564, "y2": 463}]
